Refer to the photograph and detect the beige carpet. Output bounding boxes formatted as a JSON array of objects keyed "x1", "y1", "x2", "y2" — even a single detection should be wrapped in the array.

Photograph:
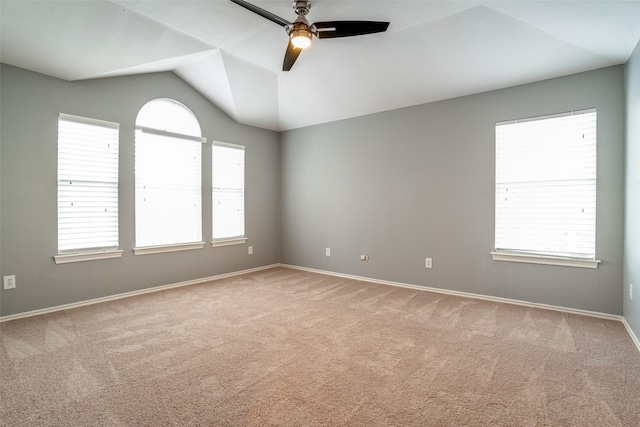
[{"x1": 1, "y1": 267, "x2": 639, "y2": 426}]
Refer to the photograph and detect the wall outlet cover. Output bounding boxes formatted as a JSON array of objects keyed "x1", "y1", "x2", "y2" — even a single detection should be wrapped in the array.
[{"x1": 3, "y1": 275, "x2": 16, "y2": 290}]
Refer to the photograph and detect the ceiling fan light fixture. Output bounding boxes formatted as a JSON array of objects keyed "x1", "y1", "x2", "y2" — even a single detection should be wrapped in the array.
[
  {"x1": 290, "y1": 28, "x2": 312, "y2": 49},
  {"x1": 230, "y1": 0, "x2": 390, "y2": 71}
]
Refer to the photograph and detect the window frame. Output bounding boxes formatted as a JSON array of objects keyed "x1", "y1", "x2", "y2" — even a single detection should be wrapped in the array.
[
  {"x1": 133, "y1": 99, "x2": 206, "y2": 255},
  {"x1": 211, "y1": 141, "x2": 246, "y2": 247},
  {"x1": 492, "y1": 108, "x2": 600, "y2": 269},
  {"x1": 54, "y1": 113, "x2": 123, "y2": 264}
]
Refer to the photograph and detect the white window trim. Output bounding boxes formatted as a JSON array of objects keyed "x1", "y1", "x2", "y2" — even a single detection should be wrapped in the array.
[
  {"x1": 133, "y1": 242, "x2": 206, "y2": 256},
  {"x1": 59, "y1": 113, "x2": 119, "y2": 129},
  {"x1": 212, "y1": 141, "x2": 246, "y2": 242},
  {"x1": 57, "y1": 113, "x2": 120, "y2": 257},
  {"x1": 211, "y1": 237, "x2": 248, "y2": 247},
  {"x1": 54, "y1": 249, "x2": 123, "y2": 265},
  {"x1": 213, "y1": 141, "x2": 244, "y2": 149},
  {"x1": 134, "y1": 100, "x2": 205, "y2": 249},
  {"x1": 136, "y1": 125, "x2": 207, "y2": 144},
  {"x1": 491, "y1": 251, "x2": 600, "y2": 269},
  {"x1": 494, "y1": 108, "x2": 597, "y2": 263}
]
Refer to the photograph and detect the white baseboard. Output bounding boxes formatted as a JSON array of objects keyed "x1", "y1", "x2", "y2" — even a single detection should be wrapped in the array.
[
  {"x1": 288, "y1": 264, "x2": 640, "y2": 355},
  {"x1": 622, "y1": 318, "x2": 640, "y2": 354},
  {"x1": 281, "y1": 264, "x2": 640, "y2": 353},
  {"x1": 3, "y1": 262, "x2": 639, "y2": 355},
  {"x1": 0, "y1": 264, "x2": 280, "y2": 323},
  {"x1": 280, "y1": 264, "x2": 623, "y2": 321}
]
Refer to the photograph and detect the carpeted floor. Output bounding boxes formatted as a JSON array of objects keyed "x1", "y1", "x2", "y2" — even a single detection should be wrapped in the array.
[{"x1": 1, "y1": 267, "x2": 639, "y2": 426}]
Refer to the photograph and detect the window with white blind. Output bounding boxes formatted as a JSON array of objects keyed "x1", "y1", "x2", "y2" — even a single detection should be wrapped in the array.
[
  {"x1": 493, "y1": 109, "x2": 600, "y2": 268},
  {"x1": 134, "y1": 99, "x2": 205, "y2": 255},
  {"x1": 212, "y1": 142, "x2": 246, "y2": 245},
  {"x1": 55, "y1": 113, "x2": 122, "y2": 264}
]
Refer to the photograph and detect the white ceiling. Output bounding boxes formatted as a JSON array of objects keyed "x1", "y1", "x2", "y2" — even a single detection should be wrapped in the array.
[{"x1": 2, "y1": 0, "x2": 640, "y2": 131}]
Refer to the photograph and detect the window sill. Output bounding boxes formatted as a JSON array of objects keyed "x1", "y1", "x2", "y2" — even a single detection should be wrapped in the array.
[
  {"x1": 491, "y1": 252, "x2": 600, "y2": 269},
  {"x1": 211, "y1": 238, "x2": 247, "y2": 247},
  {"x1": 54, "y1": 249, "x2": 123, "y2": 265},
  {"x1": 134, "y1": 242, "x2": 205, "y2": 256}
]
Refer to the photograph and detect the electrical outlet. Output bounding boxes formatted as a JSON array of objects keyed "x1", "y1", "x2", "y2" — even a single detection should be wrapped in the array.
[
  {"x1": 248, "y1": 246, "x2": 253, "y2": 255},
  {"x1": 3, "y1": 275, "x2": 16, "y2": 290},
  {"x1": 631, "y1": 283, "x2": 634, "y2": 301},
  {"x1": 326, "y1": 248, "x2": 331, "y2": 257},
  {"x1": 425, "y1": 258, "x2": 432, "y2": 269},
  {"x1": 360, "y1": 255, "x2": 369, "y2": 261}
]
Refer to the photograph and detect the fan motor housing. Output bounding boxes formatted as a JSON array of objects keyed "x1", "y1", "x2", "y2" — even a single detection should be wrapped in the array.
[{"x1": 293, "y1": 0, "x2": 311, "y2": 16}]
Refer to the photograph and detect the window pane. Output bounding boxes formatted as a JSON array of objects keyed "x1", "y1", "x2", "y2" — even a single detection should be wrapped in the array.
[
  {"x1": 136, "y1": 98, "x2": 201, "y2": 137},
  {"x1": 58, "y1": 114, "x2": 119, "y2": 253},
  {"x1": 495, "y1": 110, "x2": 596, "y2": 258},
  {"x1": 135, "y1": 100, "x2": 203, "y2": 248},
  {"x1": 212, "y1": 144, "x2": 245, "y2": 240}
]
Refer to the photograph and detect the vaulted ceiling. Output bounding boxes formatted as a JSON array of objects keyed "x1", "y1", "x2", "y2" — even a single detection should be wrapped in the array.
[{"x1": 2, "y1": 1, "x2": 640, "y2": 131}]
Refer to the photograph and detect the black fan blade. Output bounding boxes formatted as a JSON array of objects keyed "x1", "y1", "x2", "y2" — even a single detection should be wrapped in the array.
[
  {"x1": 314, "y1": 21, "x2": 389, "y2": 39},
  {"x1": 230, "y1": 0, "x2": 291, "y2": 28},
  {"x1": 283, "y1": 40, "x2": 303, "y2": 71}
]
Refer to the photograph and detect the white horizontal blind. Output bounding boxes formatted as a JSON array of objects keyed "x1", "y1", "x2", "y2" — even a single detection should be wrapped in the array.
[
  {"x1": 495, "y1": 109, "x2": 597, "y2": 259},
  {"x1": 212, "y1": 143, "x2": 245, "y2": 240},
  {"x1": 58, "y1": 114, "x2": 119, "y2": 253},
  {"x1": 135, "y1": 128, "x2": 203, "y2": 248}
]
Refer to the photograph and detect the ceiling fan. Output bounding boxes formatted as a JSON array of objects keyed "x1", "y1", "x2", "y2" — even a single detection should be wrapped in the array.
[{"x1": 230, "y1": 0, "x2": 390, "y2": 71}]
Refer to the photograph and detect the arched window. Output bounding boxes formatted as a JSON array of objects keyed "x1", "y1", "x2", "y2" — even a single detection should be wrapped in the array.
[
  {"x1": 136, "y1": 98, "x2": 201, "y2": 137},
  {"x1": 134, "y1": 99, "x2": 205, "y2": 253}
]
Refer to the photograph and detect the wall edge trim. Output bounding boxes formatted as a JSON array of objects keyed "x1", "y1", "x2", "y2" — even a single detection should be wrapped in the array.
[
  {"x1": 280, "y1": 264, "x2": 625, "y2": 322},
  {"x1": 622, "y1": 317, "x2": 640, "y2": 353},
  {"x1": 4, "y1": 262, "x2": 637, "y2": 355},
  {"x1": 0, "y1": 264, "x2": 280, "y2": 323}
]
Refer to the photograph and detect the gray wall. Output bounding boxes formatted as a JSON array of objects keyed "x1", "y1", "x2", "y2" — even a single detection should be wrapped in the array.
[
  {"x1": 0, "y1": 64, "x2": 280, "y2": 317},
  {"x1": 625, "y1": 42, "x2": 640, "y2": 338},
  {"x1": 1, "y1": 63, "x2": 630, "y2": 319},
  {"x1": 281, "y1": 66, "x2": 625, "y2": 315}
]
